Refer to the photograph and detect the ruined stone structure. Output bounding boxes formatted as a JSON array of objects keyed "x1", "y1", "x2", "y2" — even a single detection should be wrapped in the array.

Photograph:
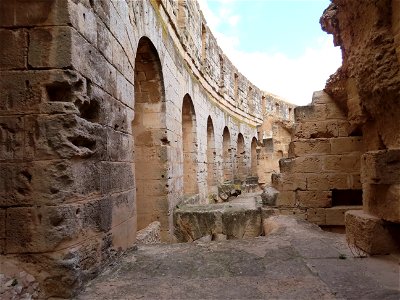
[
  {"x1": 272, "y1": 0, "x2": 400, "y2": 253},
  {"x1": 1, "y1": 0, "x2": 399, "y2": 298},
  {"x1": 0, "y1": 0, "x2": 292, "y2": 297}
]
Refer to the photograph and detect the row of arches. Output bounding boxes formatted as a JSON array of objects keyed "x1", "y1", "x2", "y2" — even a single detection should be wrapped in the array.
[{"x1": 132, "y1": 37, "x2": 258, "y2": 240}]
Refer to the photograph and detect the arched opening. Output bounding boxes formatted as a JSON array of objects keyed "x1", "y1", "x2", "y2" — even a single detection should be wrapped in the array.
[
  {"x1": 223, "y1": 127, "x2": 233, "y2": 181},
  {"x1": 251, "y1": 137, "x2": 258, "y2": 176},
  {"x1": 133, "y1": 37, "x2": 168, "y2": 240},
  {"x1": 207, "y1": 116, "x2": 216, "y2": 193},
  {"x1": 235, "y1": 133, "x2": 246, "y2": 181},
  {"x1": 182, "y1": 94, "x2": 198, "y2": 196}
]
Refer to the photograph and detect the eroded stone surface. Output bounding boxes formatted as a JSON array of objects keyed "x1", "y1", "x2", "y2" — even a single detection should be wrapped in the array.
[{"x1": 78, "y1": 216, "x2": 400, "y2": 300}]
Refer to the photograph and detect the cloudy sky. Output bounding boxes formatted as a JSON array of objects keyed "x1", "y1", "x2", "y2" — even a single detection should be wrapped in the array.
[{"x1": 197, "y1": 0, "x2": 342, "y2": 106}]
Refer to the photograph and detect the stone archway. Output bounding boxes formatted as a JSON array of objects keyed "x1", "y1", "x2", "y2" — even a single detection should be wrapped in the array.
[
  {"x1": 207, "y1": 116, "x2": 217, "y2": 193},
  {"x1": 223, "y1": 127, "x2": 233, "y2": 182},
  {"x1": 133, "y1": 37, "x2": 168, "y2": 240},
  {"x1": 182, "y1": 94, "x2": 198, "y2": 197},
  {"x1": 236, "y1": 133, "x2": 246, "y2": 181},
  {"x1": 251, "y1": 137, "x2": 258, "y2": 176}
]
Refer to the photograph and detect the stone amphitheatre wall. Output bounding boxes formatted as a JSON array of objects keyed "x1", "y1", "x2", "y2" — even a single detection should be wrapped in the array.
[
  {"x1": 0, "y1": 0, "x2": 293, "y2": 297},
  {"x1": 272, "y1": 0, "x2": 400, "y2": 253}
]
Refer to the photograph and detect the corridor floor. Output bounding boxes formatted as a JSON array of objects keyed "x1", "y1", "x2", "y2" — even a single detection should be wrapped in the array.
[{"x1": 78, "y1": 216, "x2": 399, "y2": 300}]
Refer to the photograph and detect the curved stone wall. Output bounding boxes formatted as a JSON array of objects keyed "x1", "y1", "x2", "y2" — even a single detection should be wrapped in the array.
[{"x1": 0, "y1": 0, "x2": 294, "y2": 297}]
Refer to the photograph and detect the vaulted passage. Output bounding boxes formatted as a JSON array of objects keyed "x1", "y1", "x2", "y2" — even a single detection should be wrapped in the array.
[
  {"x1": 133, "y1": 37, "x2": 168, "y2": 238},
  {"x1": 182, "y1": 94, "x2": 199, "y2": 197},
  {"x1": 251, "y1": 137, "x2": 258, "y2": 176},
  {"x1": 236, "y1": 133, "x2": 246, "y2": 181},
  {"x1": 207, "y1": 116, "x2": 216, "y2": 193},
  {"x1": 223, "y1": 126, "x2": 233, "y2": 181}
]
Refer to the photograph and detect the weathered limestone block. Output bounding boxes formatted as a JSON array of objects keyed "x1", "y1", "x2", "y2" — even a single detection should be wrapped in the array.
[
  {"x1": 279, "y1": 157, "x2": 323, "y2": 173},
  {"x1": 330, "y1": 136, "x2": 364, "y2": 154},
  {"x1": 294, "y1": 104, "x2": 326, "y2": 122},
  {"x1": 306, "y1": 173, "x2": 349, "y2": 190},
  {"x1": 222, "y1": 209, "x2": 262, "y2": 239},
  {"x1": 276, "y1": 191, "x2": 296, "y2": 207},
  {"x1": 278, "y1": 208, "x2": 306, "y2": 220},
  {"x1": 294, "y1": 120, "x2": 349, "y2": 139},
  {"x1": 271, "y1": 173, "x2": 307, "y2": 191},
  {"x1": 296, "y1": 191, "x2": 332, "y2": 208},
  {"x1": 325, "y1": 205, "x2": 362, "y2": 226},
  {"x1": 0, "y1": 29, "x2": 27, "y2": 70},
  {"x1": 28, "y1": 26, "x2": 72, "y2": 68},
  {"x1": 345, "y1": 210, "x2": 400, "y2": 255},
  {"x1": 323, "y1": 153, "x2": 361, "y2": 173},
  {"x1": 361, "y1": 150, "x2": 400, "y2": 185},
  {"x1": 288, "y1": 139, "x2": 331, "y2": 157},
  {"x1": 0, "y1": 0, "x2": 70, "y2": 27},
  {"x1": 261, "y1": 186, "x2": 279, "y2": 206},
  {"x1": 306, "y1": 208, "x2": 326, "y2": 225},
  {"x1": 136, "y1": 221, "x2": 161, "y2": 245},
  {"x1": 363, "y1": 184, "x2": 400, "y2": 223},
  {"x1": 0, "y1": 159, "x2": 102, "y2": 207},
  {"x1": 174, "y1": 208, "x2": 219, "y2": 242}
]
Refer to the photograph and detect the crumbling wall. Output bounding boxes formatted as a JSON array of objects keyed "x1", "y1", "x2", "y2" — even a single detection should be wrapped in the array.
[
  {"x1": 272, "y1": 91, "x2": 364, "y2": 225},
  {"x1": 257, "y1": 93, "x2": 295, "y2": 185},
  {"x1": 0, "y1": 0, "x2": 293, "y2": 297},
  {"x1": 320, "y1": 0, "x2": 400, "y2": 254}
]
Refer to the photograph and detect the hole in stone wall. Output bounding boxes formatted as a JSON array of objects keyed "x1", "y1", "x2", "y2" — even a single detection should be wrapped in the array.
[
  {"x1": 331, "y1": 189, "x2": 363, "y2": 206},
  {"x1": 46, "y1": 82, "x2": 72, "y2": 102},
  {"x1": 76, "y1": 99, "x2": 100, "y2": 122},
  {"x1": 68, "y1": 136, "x2": 96, "y2": 151}
]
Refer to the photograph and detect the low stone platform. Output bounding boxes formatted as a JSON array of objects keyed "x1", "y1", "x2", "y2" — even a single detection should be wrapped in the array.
[
  {"x1": 79, "y1": 216, "x2": 400, "y2": 300},
  {"x1": 174, "y1": 192, "x2": 263, "y2": 242}
]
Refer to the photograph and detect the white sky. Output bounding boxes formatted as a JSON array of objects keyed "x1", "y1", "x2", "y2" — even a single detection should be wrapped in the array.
[{"x1": 198, "y1": 0, "x2": 342, "y2": 106}]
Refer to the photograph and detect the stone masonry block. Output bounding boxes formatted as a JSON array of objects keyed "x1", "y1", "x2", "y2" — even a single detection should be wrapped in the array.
[
  {"x1": 294, "y1": 120, "x2": 349, "y2": 139},
  {"x1": 272, "y1": 173, "x2": 307, "y2": 191},
  {"x1": 0, "y1": 209, "x2": 5, "y2": 239},
  {"x1": 5, "y1": 197, "x2": 116, "y2": 254},
  {"x1": 296, "y1": 191, "x2": 332, "y2": 208},
  {"x1": 311, "y1": 90, "x2": 334, "y2": 105},
  {"x1": 294, "y1": 105, "x2": 326, "y2": 122},
  {"x1": 0, "y1": 159, "x2": 101, "y2": 207},
  {"x1": 100, "y1": 162, "x2": 135, "y2": 194},
  {"x1": 0, "y1": 115, "x2": 24, "y2": 160},
  {"x1": 288, "y1": 139, "x2": 331, "y2": 157},
  {"x1": 306, "y1": 208, "x2": 326, "y2": 225},
  {"x1": 0, "y1": 69, "x2": 85, "y2": 115},
  {"x1": 323, "y1": 153, "x2": 361, "y2": 173},
  {"x1": 276, "y1": 191, "x2": 296, "y2": 207},
  {"x1": 330, "y1": 136, "x2": 364, "y2": 154},
  {"x1": 363, "y1": 184, "x2": 400, "y2": 223},
  {"x1": 29, "y1": 26, "x2": 72, "y2": 68},
  {"x1": 361, "y1": 150, "x2": 400, "y2": 184},
  {"x1": 0, "y1": 0, "x2": 70, "y2": 27},
  {"x1": 345, "y1": 210, "x2": 400, "y2": 255},
  {"x1": 280, "y1": 156, "x2": 322, "y2": 174},
  {"x1": 306, "y1": 173, "x2": 349, "y2": 191},
  {"x1": 0, "y1": 29, "x2": 27, "y2": 70},
  {"x1": 325, "y1": 205, "x2": 362, "y2": 226}
]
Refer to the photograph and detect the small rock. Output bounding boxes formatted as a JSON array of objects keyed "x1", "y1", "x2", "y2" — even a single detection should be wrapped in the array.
[
  {"x1": 21, "y1": 293, "x2": 32, "y2": 300},
  {"x1": 261, "y1": 186, "x2": 279, "y2": 206},
  {"x1": 5, "y1": 279, "x2": 15, "y2": 287},
  {"x1": 15, "y1": 284, "x2": 23, "y2": 294},
  {"x1": 19, "y1": 271, "x2": 27, "y2": 278},
  {"x1": 26, "y1": 274, "x2": 35, "y2": 284}
]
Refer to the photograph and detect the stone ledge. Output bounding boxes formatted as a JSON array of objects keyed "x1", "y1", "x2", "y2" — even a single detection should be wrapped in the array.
[{"x1": 345, "y1": 210, "x2": 400, "y2": 255}]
